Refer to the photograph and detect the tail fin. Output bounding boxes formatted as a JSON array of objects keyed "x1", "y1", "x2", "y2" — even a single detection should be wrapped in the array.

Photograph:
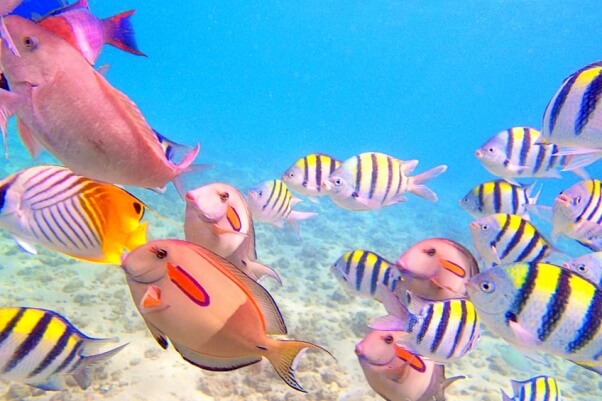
[
  {"x1": 407, "y1": 164, "x2": 447, "y2": 201},
  {"x1": 244, "y1": 260, "x2": 282, "y2": 284},
  {"x1": 286, "y1": 211, "x2": 317, "y2": 237},
  {"x1": 73, "y1": 341, "x2": 128, "y2": 389},
  {"x1": 103, "y1": 10, "x2": 146, "y2": 56}
]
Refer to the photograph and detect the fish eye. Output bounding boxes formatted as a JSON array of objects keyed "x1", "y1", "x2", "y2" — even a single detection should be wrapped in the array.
[
  {"x1": 576, "y1": 263, "x2": 587, "y2": 272},
  {"x1": 150, "y1": 246, "x2": 168, "y2": 259},
  {"x1": 481, "y1": 224, "x2": 489, "y2": 231},
  {"x1": 333, "y1": 178, "x2": 342, "y2": 186},
  {"x1": 573, "y1": 196, "x2": 582, "y2": 205},
  {"x1": 384, "y1": 334, "x2": 394, "y2": 344},
  {"x1": 218, "y1": 192, "x2": 229, "y2": 202},
  {"x1": 423, "y1": 248, "x2": 436, "y2": 257},
  {"x1": 480, "y1": 280, "x2": 495, "y2": 293},
  {"x1": 23, "y1": 36, "x2": 37, "y2": 49},
  {"x1": 288, "y1": 172, "x2": 295, "y2": 178},
  {"x1": 258, "y1": 190, "x2": 263, "y2": 196},
  {"x1": 488, "y1": 147, "x2": 494, "y2": 153}
]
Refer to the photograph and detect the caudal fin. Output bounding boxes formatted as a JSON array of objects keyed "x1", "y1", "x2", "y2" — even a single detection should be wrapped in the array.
[
  {"x1": 73, "y1": 341, "x2": 128, "y2": 389},
  {"x1": 103, "y1": 10, "x2": 146, "y2": 56},
  {"x1": 407, "y1": 164, "x2": 447, "y2": 201}
]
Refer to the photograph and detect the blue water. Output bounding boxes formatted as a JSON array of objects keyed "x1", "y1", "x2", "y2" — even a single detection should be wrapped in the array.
[{"x1": 3, "y1": 1, "x2": 602, "y2": 400}]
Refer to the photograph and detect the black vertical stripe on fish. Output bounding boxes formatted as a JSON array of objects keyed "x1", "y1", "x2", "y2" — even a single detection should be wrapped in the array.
[
  {"x1": 533, "y1": 144, "x2": 546, "y2": 174},
  {"x1": 544, "y1": 378, "x2": 550, "y2": 401},
  {"x1": 382, "y1": 266, "x2": 391, "y2": 287},
  {"x1": 356, "y1": 251, "x2": 368, "y2": 291},
  {"x1": 514, "y1": 229, "x2": 540, "y2": 262},
  {"x1": 303, "y1": 156, "x2": 309, "y2": 188},
  {"x1": 395, "y1": 163, "x2": 403, "y2": 197},
  {"x1": 58, "y1": 202, "x2": 89, "y2": 249},
  {"x1": 354, "y1": 155, "x2": 362, "y2": 197},
  {"x1": 518, "y1": 128, "x2": 531, "y2": 167},
  {"x1": 566, "y1": 287, "x2": 602, "y2": 353},
  {"x1": 0, "y1": 180, "x2": 9, "y2": 212},
  {"x1": 27, "y1": 170, "x2": 78, "y2": 205},
  {"x1": 506, "y1": 263, "x2": 538, "y2": 325},
  {"x1": 447, "y1": 301, "x2": 467, "y2": 359},
  {"x1": 315, "y1": 156, "x2": 322, "y2": 192},
  {"x1": 493, "y1": 215, "x2": 511, "y2": 246},
  {"x1": 22, "y1": 168, "x2": 64, "y2": 199},
  {"x1": 493, "y1": 182, "x2": 502, "y2": 213},
  {"x1": 329, "y1": 157, "x2": 337, "y2": 174},
  {"x1": 49, "y1": 206, "x2": 81, "y2": 249},
  {"x1": 500, "y1": 218, "x2": 528, "y2": 259},
  {"x1": 416, "y1": 304, "x2": 434, "y2": 344},
  {"x1": 0, "y1": 308, "x2": 26, "y2": 347},
  {"x1": 585, "y1": 180, "x2": 602, "y2": 222},
  {"x1": 430, "y1": 302, "x2": 451, "y2": 354},
  {"x1": 344, "y1": 251, "x2": 353, "y2": 277},
  {"x1": 548, "y1": 72, "x2": 579, "y2": 134},
  {"x1": 29, "y1": 322, "x2": 73, "y2": 377},
  {"x1": 477, "y1": 183, "x2": 485, "y2": 213},
  {"x1": 30, "y1": 176, "x2": 88, "y2": 208},
  {"x1": 271, "y1": 181, "x2": 285, "y2": 214},
  {"x1": 70, "y1": 198, "x2": 100, "y2": 247},
  {"x1": 462, "y1": 306, "x2": 478, "y2": 355},
  {"x1": 32, "y1": 210, "x2": 54, "y2": 243},
  {"x1": 368, "y1": 153, "x2": 378, "y2": 200},
  {"x1": 274, "y1": 184, "x2": 288, "y2": 217},
  {"x1": 262, "y1": 180, "x2": 277, "y2": 211},
  {"x1": 505, "y1": 129, "x2": 514, "y2": 160},
  {"x1": 41, "y1": 208, "x2": 69, "y2": 248},
  {"x1": 4, "y1": 312, "x2": 52, "y2": 373},
  {"x1": 575, "y1": 69, "x2": 602, "y2": 135},
  {"x1": 576, "y1": 180, "x2": 598, "y2": 223},
  {"x1": 537, "y1": 269, "x2": 571, "y2": 342},
  {"x1": 52, "y1": 340, "x2": 83, "y2": 375},
  {"x1": 382, "y1": 155, "x2": 393, "y2": 203},
  {"x1": 511, "y1": 186, "x2": 519, "y2": 214},
  {"x1": 370, "y1": 256, "x2": 382, "y2": 295}
]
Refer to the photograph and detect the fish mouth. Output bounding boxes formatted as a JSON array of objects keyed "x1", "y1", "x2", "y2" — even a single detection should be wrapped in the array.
[
  {"x1": 469, "y1": 221, "x2": 480, "y2": 230},
  {"x1": 475, "y1": 149, "x2": 483, "y2": 159},
  {"x1": 555, "y1": 194, "x2": 571, "y2": 204}
]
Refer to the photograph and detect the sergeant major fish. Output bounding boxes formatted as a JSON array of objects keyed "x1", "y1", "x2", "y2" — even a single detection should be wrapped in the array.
[
  {"x1": 460, "y1": 180, "x2": 539, "y2": 221},
  {"x1": 324, "y1": 152, "x2": 447, "y2": 211},
  {"x1": 282, "y1": 153, "x2": 341, "y2": 202},
  {"x1": 563, "y1": 252, "x2": 602, "y2": 286},
  {"x1": 501, "y1": 375, "x2": 561, "y2": 401},
  {"x1": 0, "y1": 307, "x2": 126, "y2": 390},
  {"x1": 0, "y1": 165, "x2": 147, "y2": 264}
]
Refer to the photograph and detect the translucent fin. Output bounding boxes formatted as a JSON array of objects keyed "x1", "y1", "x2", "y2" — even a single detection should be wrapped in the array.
[{"x1": 407, "y1": 164, "x2": 447, "y2": 201}]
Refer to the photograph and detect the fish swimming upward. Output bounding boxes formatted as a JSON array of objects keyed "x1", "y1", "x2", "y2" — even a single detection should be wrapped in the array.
[
  {"x1": 0, "y1": 165, "x2": 147, "y2": 264},
  {"x1": 121, "y1": 240, "x2": 330, "y2": 392},
  {"x1": 184, "y1": 183, "x2": 280, "y2": 283},
  {"x1": 0, "y1": 307, "x2": 126, "y2": 390},
  {"x1": 0, "y1": 15, "x2": 199, "y2": 190}
]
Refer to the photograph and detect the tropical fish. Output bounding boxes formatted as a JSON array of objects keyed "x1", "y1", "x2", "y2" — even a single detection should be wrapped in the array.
[
  {"x1": 0, "y1": 15, "x2": 199, "y2": 190},
  {"x1": 324, "y1": 152, "x2": 446, "y2": 211},
  {"x1": 459, "y1": 180, "x2": 539, "y2": 220},
  {"x1": 0, "y1": 165, "x2": 147, "y2": 264},
  {"x1": 396, "y1": 238, "x2": 479, "y2": 300},
  {"x1": 469, "y1": 213, "x2": 556, "y2": 269},
  {"x1": 501, "y1": 375, "x2": 561, "y2": 401},
  {"x1": 247, "y1": 179, "x2": 316, "y2": 232},
  {"x1": 475, "y1": 127, "x2": 587, "y2": 184},
  {"x1": 282, "y1": 153, "x2": 341, "y2": 202},
  {"x1": 0, "y1": 307, "x2": 126, "y2": 390},
  {"x1": 563, "y1": 252, "x2": 602, "y2": 286},
  {"x1": 184, "y1": 183, "x2": 280, "y2": 282},
  {"x1": 467, "y1": 262, "x2": 602, "y2": 375},
  {"x1": 552, "y1": 179, "x2": 602, "y2": 251},
  {"x1": 121, "y1": 239, "x2": 329, "y2": 392},
  {"x1": 330, "y1": 249, "x2": 406, "y2": 302},
  {"x1": 355, "y1": 330, "x2": 464, "y2": 401},
  {"x1": 370, "y1": 287, "x2": 480, "y2": 363},
  {"x1": 37, "y1": 0, "x2": 145, "y2": 65},
  {"x1": 541, "y1": 61, "x2": 602, "y2": 170}
]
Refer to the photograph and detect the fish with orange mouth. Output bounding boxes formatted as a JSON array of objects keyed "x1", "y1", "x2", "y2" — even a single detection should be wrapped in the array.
[{"x1": 121, "y1": 240, "x2": 330, "y2": 392}]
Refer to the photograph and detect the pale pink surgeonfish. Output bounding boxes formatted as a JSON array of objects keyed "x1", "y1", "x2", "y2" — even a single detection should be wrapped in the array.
[
  {"x1": 121, "y1": 240, "x2": 329, "y2": 392},
  {"x1": 0, "y1": 15, "x2": 199, "y2": 190},
  {"x1": 355, "y1": 330, "x2": 464, "y2": 401},
  {"x1": 396, "y1": 238, "x2": 479, "y2": 300},
  {"x1": 184, "y1": 183, "x2": 281, "y2": 283},
  {"x1": 38, "y1": 0, "x2": 146, "y2": 65}
]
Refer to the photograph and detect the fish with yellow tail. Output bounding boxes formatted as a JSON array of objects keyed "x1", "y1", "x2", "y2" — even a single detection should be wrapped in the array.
[
  {"x1": 0, "y1": 15, "x2": 199, "y2": 190},
  {"x1": 467, "y1": 262, "x2": 602, "y2": 375},
  {"x1": 0, "y1": 165, "x2": 147, "y2": 264},
  {"x1": 501, "y1": 375, "x2": 561, "y2": 401},
  {"x1": 184, "y1": 182, "x2": 280, "y2": 283},
  {"x1": 0, "y1": 307, "x2": 126, "y2": 390},
  {"x1": 121, "y1": 239, "x2": 330, "y2": 392},
  {"x1": 355, "y1": 330, "x2": 464, "y2": 401},
  {"x1": 282, "y1": 153, "x2": 341, "y2": 202},
  {"x1": 324, "y1": 152, "x2": 447, "y2": 211}
]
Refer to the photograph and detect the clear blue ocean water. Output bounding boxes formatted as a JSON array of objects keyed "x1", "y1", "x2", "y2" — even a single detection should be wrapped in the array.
[{"x1": 3, "y1": 1, "x2": 602, "y2": 400}]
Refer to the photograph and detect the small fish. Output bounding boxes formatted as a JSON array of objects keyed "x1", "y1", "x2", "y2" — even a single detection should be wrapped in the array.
[
  {"x1": 324, "y1": 152, "x2": 447, "y2": 211},
  {"x1": 0, "y1": 165, "x2": 147, "y2": 264},
  {"x1": 37, "y1": 0, "x2": 145, "y2": 65},
  {"x1": 121, "y1": 240, "x2": 330, "y2": 392},
  {"x1": 563, "y1": 252, "x2": 602, "y2": 286},
  {"x1": 475, "y1": 127, "x2": 587, "y2": 184},
  {"x1": 469, "y1": 213, "x2": 556, "y2": 269},
  {"x1": 0, "y1": 307, "x2": 126, "y2": 390},
  {"x1": 370, "y1": 287, "x2": 480, "y2": 363},
  {"x1": 501, "y1": 375, "x2": 561, "y2": 401},
  {"x1": 247, "y1": 179, "x2": 316, "y2": 233},
  {"x1": 552, "y1": 179, "x2": 602, "y2": 251},
  {"x1": 460, "y1": 180, "x2": 539, "y2": 220},
  {"x1": 355, "y1": 330, "x2": 464, "y2": 401},
  {"x1": 184, "y1": 183, "x2": 280, "y2": 283},
  {"x1": 330, "y1": 249, "x2": 406, "y2": 302},
  {"x1": 396, "y1": 238, "x2": 479, "y2": 300},
  {"x1": 282, "y1": 153, "x2": 341, "y2": 202},
  {"x1": 467, "y1": 262, "x2": 602, "y2": 375}
]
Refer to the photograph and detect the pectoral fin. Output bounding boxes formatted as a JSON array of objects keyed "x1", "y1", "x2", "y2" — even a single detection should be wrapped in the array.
[{"x1": 140, "y1": 285, "x2": 168, "y2": 313}]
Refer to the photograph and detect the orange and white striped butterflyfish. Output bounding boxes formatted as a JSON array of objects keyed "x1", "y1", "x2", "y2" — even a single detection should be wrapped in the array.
[
  {"x1": 0, "y1": 165, "x2": 147, "y2": 264},
  {"x1": 121, "y1": 239, "x2": 331, "y2": 392}
]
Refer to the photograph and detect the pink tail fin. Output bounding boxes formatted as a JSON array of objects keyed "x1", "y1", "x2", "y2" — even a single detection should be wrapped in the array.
[{"x1": 103, "y1": 10, "x2": 146, "y2": 56}]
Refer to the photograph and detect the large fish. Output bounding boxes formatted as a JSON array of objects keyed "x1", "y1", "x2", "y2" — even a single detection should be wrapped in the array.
[
  {"x1": 0, "y1": 307, "x2": 126, "y2": 390},
  {"x1": 355, "y1": 330, "x2": 464, "y2": 401},
  {"x1": 121, "y1": 240, "x2": 329, "y2": 392},
  {"x1": 184, "y1": 183, "x2": 280, "y2": 282},
  {"x1": 467, "y1": 262, "x2": 602, "y2": 375},
  {"x1": 0, "y1": 165, "x2": 147, "y2": 264},
  {"x1": 0, "y1": 15, "x2": 199, "y2": 190}
]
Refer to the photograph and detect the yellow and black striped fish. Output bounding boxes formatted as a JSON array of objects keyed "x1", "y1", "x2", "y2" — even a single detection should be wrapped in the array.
[
  {"x1": 0, "y1": 165, "x2": 147, "y2": 264},
  {"x1": 460, "y1": 180, "x2": 539, "y2": 220},
  {"x1": 469, "y1": 213, "x2": 555, "y2": 268},
  {"x1": 325, "y1": 152, "x2": 447, "y2": 211},
  {"x1": 468, "y1": 262, "x2": 602, "y2": 376},
  {"x1": 501, "y1": 375, "x2": 561, "y2": 401},
  {"x1": 0, "y1": 307, "x2": 126, "y2": 390},
  {"x1": 282, "y1": 153, "x2": 341, "y2": 200},
  {"x1": 330, "y1": 249, "x2": 405, "y2": 302}
]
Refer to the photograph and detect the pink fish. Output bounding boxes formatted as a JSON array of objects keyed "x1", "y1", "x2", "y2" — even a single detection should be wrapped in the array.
[
  {"x1": 355, "y1": 330, "x2": 463, "y2": 401},
  {"x1": 0, "y1": 15, "x2": 198, "y2": 190},
  {"x1": 38, "y1": 0, "x2": 145, "y2": 65},
  {"x1": 184, "y1": 183, "x2": 280, "y2": 282},
  {"x1": 396, "y1": 238, "x2": 479, "y2": 300}
]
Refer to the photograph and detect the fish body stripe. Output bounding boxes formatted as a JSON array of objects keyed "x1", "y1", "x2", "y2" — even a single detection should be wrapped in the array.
[
  {"x1": 430, "y1": 301, "x2": 451, "y2": 353},
  {"x1": 355, "y1": 251, "x2": 367, "y2": 292},
  {"x1": 505, "y1": 129, "x2": 514, "y2": 160},
  {"x1": 314, "y1": 155, "x2": 322, "y2": 192},
  {"x1": 538, "y1": 269, "x2": 571, "y2": 342},
  {"x1": 382, "y1": 156, "x2": 393, "y2": 203},
  {"x1": 370, "y1": 257, "x2": 382, "y2": 295},
  {"x1": 518, "y1": 128, "x2": 531, "y2": 167},
  {"x1": 493, "y1": 182, "x2": 502, "y2": 212},
  {"x1": 548, "y1": 71, "x2": 579, "y2": 134},
  {"x1": 499, "y1": 215, "x2": 525, "y2": 259},
  {"x1": 4, "y1": 312, "x2": 53, "y2": 373},
  {"x1": 566, "y1": 284, "x2": 602, "y2": 353},
  {"x1": 416, "y1": 304, "x2": 433, "y2": 342},
  {"x1": 514, "y1": 229, "x2": 542, "y2": 262},
  {"x1": 493, "y1": 214, "x2": 512, "y2": 247},
  {"x1": 448, "y1": 300, "x2": 467, "y2": 358},
  {"x1": 506, "y1": 263, "x2": 539, "y2": 324},
  {"x1": 368, "y1": 153, "x2": 378, "y2": 200},
  {"x1": 575, "y1": 180, "x2": 601, "y2": 223},
  {"x1": 262, "y1": 180, "x2": 278, "y2": 210},
  {"x1": 52, "y1": 340, "x2": 83, "y2": 375},
  {"x1": 302, "y1": 156, "x2": 310, "y2": 187},
  {"x1": 0, "y1": 308, "x2": 26, "y2": 346},
  {"x1": 533, "y1": 144, "x2": 546, "y2": 173},
  {"x1": 29, "y1": 323, "x2": 73, "y2": 377},
  {"x1": 354, "y1": 155, "x2": 362, "y2": 196},
  {"x1": 576, "y1": 69, "x2": 602, "y2": 135}
]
